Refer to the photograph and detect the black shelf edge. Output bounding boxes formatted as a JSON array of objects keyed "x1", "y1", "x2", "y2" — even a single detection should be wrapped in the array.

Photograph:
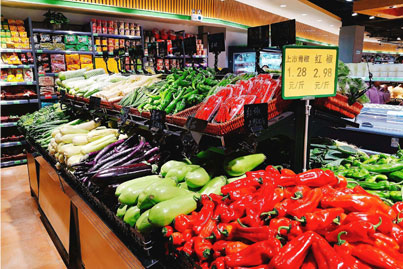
[
  {"x1": 0, "y1": 48, "x2": 32, "y2": 53},
  {"x1": 32, "y1": 28, "x2": 92, "y2": 35},
  {"x1": 0, "y1": 99, "x2": 39, "y2": 105},
  {"x1": 0, "y1": 64, "x2": 35, "y2": 69},
  {"x1": 0, "y1": 81, "x2": 37, "y2": 86},
  {"x1": 35, "y1": 49, "x2": 93, "y2": 55},
  {"x1": 0, "y1": 122, "x2": 18, "y2": 127},
  {"x1": 1, "y1": 141, "x2": 26, "y2": 148},
  {"x1": 1, "y1": 159, "x2": 27, "y2": 168}
]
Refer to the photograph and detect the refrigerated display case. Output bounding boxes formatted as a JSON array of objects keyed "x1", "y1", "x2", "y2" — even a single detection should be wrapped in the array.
[{"x1": 228, "y1": 46, "x2": 281, "y2": 74}]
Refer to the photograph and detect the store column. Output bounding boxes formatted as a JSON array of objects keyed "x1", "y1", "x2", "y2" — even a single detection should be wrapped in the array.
[{"x1": 338, "y1": 25, "x2": 365, "y2": 63}]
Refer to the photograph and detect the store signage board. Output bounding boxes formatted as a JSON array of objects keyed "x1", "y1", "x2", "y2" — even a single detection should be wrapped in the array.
[
  {"x1": 244, "y1": 103, "x2": 268, "y2": 134},
  {"x1": 89, "y1": 96, "x2": 101, "y2": 111},
  {"x1": 282, "y1": 46, "x2": 338, "y2": 100},
  {"x1": 208, "y1": 33, "x2": 225, "y2": 52},
  {"x1": 150, "y1": 109, "x2": 166, "y2": 131},
  {"x1": 186, "y1": 116, "x2": 208, "y2": 132}
]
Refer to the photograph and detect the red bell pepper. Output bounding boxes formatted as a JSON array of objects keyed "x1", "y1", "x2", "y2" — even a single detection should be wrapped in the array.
[
  {"x1": 268, "y1": 231, "x2": 317, "y2": 269},
  {"x1": 225, "y1": 239, "x2": 281, "y2": 267},
  {"x1": 173, "y1": 214, "x2": 193, "y2": 233},
  {"x1": 294, "y1": 207, "x2": 344, "y2": 232},
  {"x1": 342, "y1": 212, "x2": 393, "y2": 235},
  {"x1": 194, "y1": 236, "x2": 213, "y2": 261},
  {"x1": 325, "y1": 219, "x2": 381, "y2": 243},
  {"x1": 193, "y1": 195, "x2": 215, "y2": 234}
]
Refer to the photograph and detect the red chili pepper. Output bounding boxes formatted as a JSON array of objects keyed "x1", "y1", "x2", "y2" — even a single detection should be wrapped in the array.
[
  {"x1": 199, "y1": 261, "x2": 209, "y2": 269},
  {"x1": 334, "y1": 175, "x2": 348, "y2": 188},
  {"x1": 350, "y1": 243, "x2": 403, "y2": 269},
  {"x1": 294, "y1": 208, "x2": 344, "y2": 232},
  {"x1": 182, "y1": 228, "x2": 193, "y2": 241},
  {"x1": 269, "y1": 217, "x2": 293, "y2": 236},
  {"x1": 233, "y1": 266, "x2": 269, "y2": 269},
  {"x1": 276, "y1": 174, "x2": 297, "y2": 187},
  {"x1": 371, "y1": 233, "x2": 400, "y2": 255},
  {"x1": 212, "y1": 240, "x2": 228, "y2": 257},
  {"x1": 173, "y1": 214, "x2": 193, "y2": 233},
  {"x1": 333, "y1": 231, "x2": 371, "y2": 269},
  {"x1": 290, "y1": 185, "x2": 311, "y2": 197},
  {"x1": 261, "y1": 200, "x2": 289, "y2": 221},
  {"x1": 392, "y1": 202, "x2": 403, "y2": 228},
  {"x1": 229, "y1": 223, "x2": 277, "y2": 243},
  {"x1": 325, "y1": 219, "x2": 382, "y2": 243},
  {"x1": 170, "y1": 232, "x2": 185, "y2": 246},
  {"x1": 225, "y1": 239, "x2": 281, "y2": 267},
  {"x1": 224, "y1": 193, "x2": 256, "y2": 222},
  {"x1": 352, "y1": 185, "x2": 381, "y2": 198},
  {"x1": 301, "y1": 252, "x2": 317, "y2": 269},
  {"x1": 225, "y1": 241, "x2": 249, "y2": 256},
  {"x1": 199, "y1": 219, "x2": 217, "y2": 238},
  {"x1": 228, "y1": 186, "x2": 257, "y2": 200},
  {"x1": 310, "y1": 232, "x2": 348, "y2": 268},
  {"x1": 209, "y1": 193, "x2": 225, "y2": 205},
  {"x1": 287, "y1": 188, "x2": 323, "y2": 218},
  {"x1": 281, "y1": 168, "x2": 296, "y2": 176},
  {"x1": 162, "y1": 226, "x2": 173, "y2": 237},
  {"x1": 268, "y1": 231, "x2": 317, "y2": 269},
  {"x1": 295, "y1": 169, "x2": 338, "y2": 187},
  {"x1": 321, "y1": 194, "x2": 395, "y2": 218},
  {"x1": 193, "y1": 195, "x2": 215, "y2": 234},
  {"x1": 182, "y1": 237, "x2": 195, "y2": 256},
  {"x1": 210, "y1": 257, "x2": 225, "y2": 269},
  {"x1": 391, "y1": 224, "x2": 403, "y2": 253},
  {"x1": 221, "y1": 175, "x2": 262, "y2": 196},
  {"x1": 342, "y1": 212, "x2": 393, "y2": 235},
  {"x1": 194, "y1": 236, "x2": 213, "y2": 261},
  {"x1": 265, "y1": 165, "x2": 280, "y2": 176}
]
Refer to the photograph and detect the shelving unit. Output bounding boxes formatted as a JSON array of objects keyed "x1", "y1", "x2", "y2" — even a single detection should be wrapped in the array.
[
  {"x1": 1, "y1": 141, "x2": 26, "y2": 148},
  {"x1": 0, "y1": 48, "x2": 32, "y2": 53},
  {"x1": 93, "y1": 33, "x2": 141, "y2": 39},
  {"x1": 0, "y1": 122, "x2": 18, "y2": 128},
  {"x1": 0, "y1": 81, "x2": 37, "y2": 86},
  {"x1": 0, "y1": 64, "x2": 35, "y2": 69},
  {"x1": 32, "y1": 28, "x2": 92, "y2": 36}
]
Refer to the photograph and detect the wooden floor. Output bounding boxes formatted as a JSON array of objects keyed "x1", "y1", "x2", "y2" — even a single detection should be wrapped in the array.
[{"x1": 1, "y1": 165, "x2": 65, "y2": 269}]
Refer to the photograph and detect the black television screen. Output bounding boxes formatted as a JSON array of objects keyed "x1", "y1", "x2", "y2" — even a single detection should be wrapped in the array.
[
  {"x1": 247, "y1": 24, "x2": 270, "y2": 49},
  {"x1": 271, "y1": 19, "x2": 296, "y2": 47},
  {"x1": 208, "y1": 33, "x2": 225, "y2": 52}
]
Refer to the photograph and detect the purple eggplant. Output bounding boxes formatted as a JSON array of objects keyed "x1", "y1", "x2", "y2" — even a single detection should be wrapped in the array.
[
  {"x1": 89, "y1": 147, "x2": 133, "y2": 172},
  {"x1": 120, "y1": 147, "x2": 159, "y2": 167},
  {"x1": 98, "y1": 138, "x2": 146, "y2": 170},
  {"x1": 115, "y1": 135, "x2": 138, "y2": 151},
  {"x1": 146, "y1": 153, "x2": 160, "y2": 164},
  {"x1": 90, "y1": 163, "x2": 152, "y2": 186},
  {"x1": 93, "y1": 138, "x2": 125, "y2": 164}
]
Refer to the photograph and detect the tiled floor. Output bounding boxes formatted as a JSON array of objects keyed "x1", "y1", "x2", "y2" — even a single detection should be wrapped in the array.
[{"x1": 1, "y1": 165, "x2": 65, "y2": 269}]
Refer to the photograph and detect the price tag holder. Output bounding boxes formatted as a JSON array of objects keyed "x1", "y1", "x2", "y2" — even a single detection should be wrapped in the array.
[
  {"x1": 150, "y1": 109, "x2": 166, "y2": 131},
  {"x1": 244, "y1": 103, "x2": 268, "y2": 134},
  {"x1": 44, "y1": 94, "x2": 52, "y2": 99},
  {"x1": 89, "y1": 96, "x2": 101, "y2": 111},
  {"x1": 119, "y1": 106, "x2": 130, "y2": 126},
  {"x1": 186, "y1": 116, "x2": 208, "y2": 133},
  {"x1": 282, "y1": 46, "x2": 338, "y2": 100}
]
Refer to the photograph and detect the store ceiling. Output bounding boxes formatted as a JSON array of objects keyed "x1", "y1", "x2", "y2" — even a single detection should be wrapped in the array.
[{"x1": 307, "y1": 0, "x2": 403, "y2": 43}]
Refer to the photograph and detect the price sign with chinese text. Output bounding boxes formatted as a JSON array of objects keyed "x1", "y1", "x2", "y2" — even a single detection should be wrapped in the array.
[{"x1": 282, "y1": 46, "x2": 338, "y2": 99}]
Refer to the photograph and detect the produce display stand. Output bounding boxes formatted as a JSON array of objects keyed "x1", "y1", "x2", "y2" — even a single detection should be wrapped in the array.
[{"x1": 20, "y1": 92, "x2": 363, "y2": 268}]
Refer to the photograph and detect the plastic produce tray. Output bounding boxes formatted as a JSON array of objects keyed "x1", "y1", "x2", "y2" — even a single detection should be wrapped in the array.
[
  {"x1": 171, "y1": 97, "x2": 291, "y2": 135},
  {"x1": 314, "y1": 93, "x2": 363, "y2": 119}
]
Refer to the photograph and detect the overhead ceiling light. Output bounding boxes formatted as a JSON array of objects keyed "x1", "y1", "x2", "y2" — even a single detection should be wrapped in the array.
[
  {"x1": 352, "y1": 12, "x2": 358, "y2": 16},
  {"x1": 346, "y1": 0, "x2": 353, "y2": 2},
  {"x1": 280, "y1": 4, "x2": 287, "y2": 8},
  {"x1": 330, "y1": 24, "x2": 334, "y2": 27},
  {"x1": 398, "y1": 37, "x2": 402, "y2": 41},
  {"x1": 369, "y1": 16, "x2": 375, "y2": 19},
  {"x1": 317, "y1": 19, "x2": 322, "y2": 22},
  {"x1": 301, "y1": 13, "x2": 307, "y2": 16}
]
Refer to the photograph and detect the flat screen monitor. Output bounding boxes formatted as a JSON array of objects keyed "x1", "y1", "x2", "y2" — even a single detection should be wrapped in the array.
[
  {"x1": 271, "y1": 19, "x2": 296, "y2": 47},
  {"x1": 247, "y1": 24, "x2": 270, "y2": 49},
  {"x1": 208, "y1": 33, "x2": 225, "y2": 52}
]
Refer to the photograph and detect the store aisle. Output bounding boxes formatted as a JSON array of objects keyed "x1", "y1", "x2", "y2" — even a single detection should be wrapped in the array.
[{"x1": 1, "y1": 165, "x2": 65, "y2": 269}]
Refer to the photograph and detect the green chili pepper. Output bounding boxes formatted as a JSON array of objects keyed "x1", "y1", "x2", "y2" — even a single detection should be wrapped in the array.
[
  {"x1": 178, "y1": 80, "x2": 191, "y2": 87},
  {"x1": 390, "y1": 191, "x2": 402, "y2": 202},
  {"x1": 173, "y1": 99, "x2": 186, "y2": 114},
  {"x1": 198, "y1": 84, "x2": 212, "y2": 92},
  {"x1": 389, "y1": 170, "x2": 403, "y2": 183},
  {"x1": 365, "y1": 174, "x2": 388, "y2": 183},
  {"x1": 365, "y1": 190, "x2": 391, "y2": 199},
  {"x1": 358, "y1": 180, "x2": 400, "y2": 191},
  {"x1": 362, "y1": 162, "x2": 403, "y2": 173},
  {"x1": 345, "y1": 167, "x2": 369, "y2": 179},
  {"x1": 205, "y1": 78, "x2": 218, "y2": 86},
  {"x1": 161, "y1": 90, "x2": 173, "y2": 110},
  {"x1": 363, "y1": 155, "x2": 379, "y2": 164}
]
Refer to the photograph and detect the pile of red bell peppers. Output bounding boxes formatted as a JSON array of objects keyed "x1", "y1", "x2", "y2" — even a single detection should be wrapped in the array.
[
  {"x1": 194, "y1": 74, "x2": 281, "y2": 122},
  {"x1": 163, "y1": 166, "x2": 403, "y2": 268}
]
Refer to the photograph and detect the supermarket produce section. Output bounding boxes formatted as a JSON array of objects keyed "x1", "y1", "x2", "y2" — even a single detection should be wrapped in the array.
[{"x1": 3, "y1": 10, "x2": 403, "y2": 269}]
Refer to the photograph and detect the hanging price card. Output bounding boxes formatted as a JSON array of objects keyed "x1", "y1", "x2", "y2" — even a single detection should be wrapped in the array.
[{"x1": 282, "y1": 46, "x2": 338, "y2": 99}]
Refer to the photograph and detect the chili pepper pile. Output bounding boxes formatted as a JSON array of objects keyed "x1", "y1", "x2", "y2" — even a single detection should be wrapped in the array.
[
  {"x1": 194, "y1": 73, "x2": 281, "y2": 122},
  {"x1": 325, "y1": 147, "x2": 403, "y2": 204},
  {"x1": 163, "y1": 166, "x2": 403, "y2": 268},
  {"x1": 120, "y1": 67, "x2": 251, "y2": 114}
]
